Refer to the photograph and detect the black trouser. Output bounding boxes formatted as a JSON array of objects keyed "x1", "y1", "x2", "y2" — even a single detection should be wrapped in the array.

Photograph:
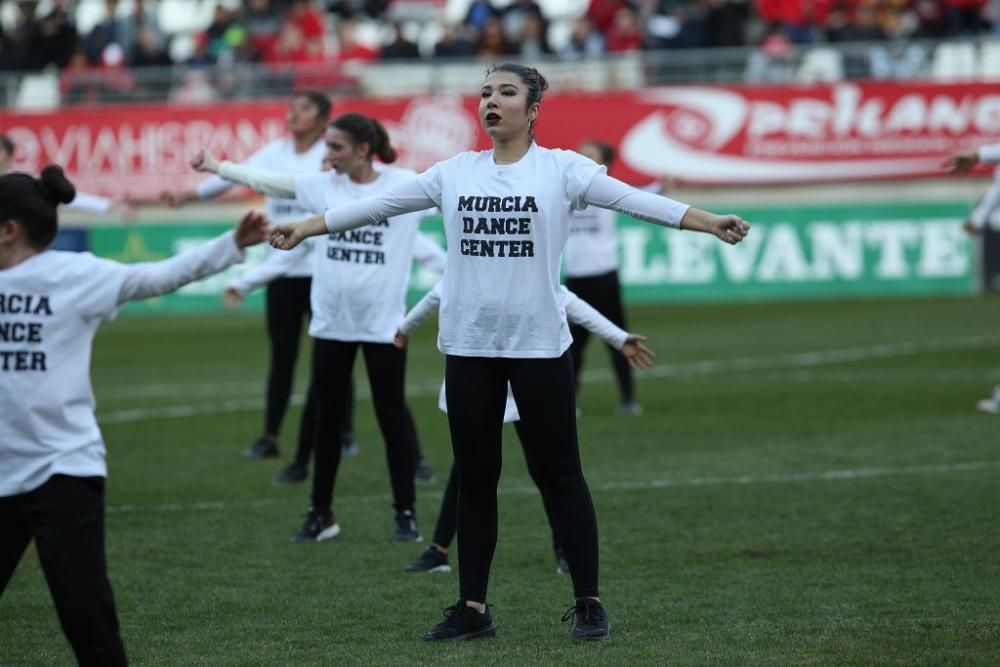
[
  {"x1": 310, "y1": 338, "x2": 417, "y2": 514},
  {"x1": 0, "y1": 475, "x2": 128, "y2": 667},
  {"x1": 566, "y1": 270, "x2": 634, "y2": 404},
  {"x1": 291, "y1": 379, "x2": 423, "y2": 471},
  {"x1": 264, "y1": 277, "x2": 312, "y2": 437},
  {"x1": 432, "y1": 421, "x2": 561, "y2": 552},
  {"x1": 445, "y1": 352, "x2": 599, "y2": 602}
]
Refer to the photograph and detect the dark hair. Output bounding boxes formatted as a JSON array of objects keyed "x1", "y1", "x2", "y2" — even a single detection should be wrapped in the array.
[
  {"x1": 485, "y1": 63, "x2": 549, "y2": 108},
  {"x1": 0, "y1": 134, "x2": 14, "y2": 157},
  {"x1": 330, "y1": 113, "x2": 398, "y2": 163},
  {"x1": 292, "y1": 90, "x2": 333, "y2": 121},
  {"x1": 0, "y1": 165, "x2": 76, "y2": 249},
  {"x1": 582, "y1": 139, "x2": 615, "y2": 167}
]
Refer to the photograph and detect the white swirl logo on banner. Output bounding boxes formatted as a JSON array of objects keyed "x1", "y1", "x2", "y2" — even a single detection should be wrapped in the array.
[{"x1": 621, "y1": 86, "x2": 952, "y2": 183}]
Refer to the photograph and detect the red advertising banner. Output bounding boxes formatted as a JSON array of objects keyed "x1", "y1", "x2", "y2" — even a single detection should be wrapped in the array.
[{"x1": 2, "y1": 80, "x2": 998, "y2": 196}]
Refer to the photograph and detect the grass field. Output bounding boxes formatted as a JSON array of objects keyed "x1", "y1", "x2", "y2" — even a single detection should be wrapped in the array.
[{"x1": 2, "y1": 295, "x2": 1000, "y2": 666}]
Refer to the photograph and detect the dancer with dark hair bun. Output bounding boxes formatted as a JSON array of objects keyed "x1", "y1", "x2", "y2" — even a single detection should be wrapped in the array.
[
  {"x1": 193, "y1": 112, "x2": 437, "y2": 544},
  {"x1": 0, "y1": 166, "x2": 266, "y2": 666}
]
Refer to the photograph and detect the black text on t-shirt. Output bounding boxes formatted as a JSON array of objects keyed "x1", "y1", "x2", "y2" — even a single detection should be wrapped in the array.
[
  {"x1": 0, "y1": 293, "x2": 51, "y2": 372},
  {"x1": 327, "y1": 220, "x2": 389, "y2": 265},
  {"x1": 457, "y1": 195, "x2": 537, "y2": 258}
]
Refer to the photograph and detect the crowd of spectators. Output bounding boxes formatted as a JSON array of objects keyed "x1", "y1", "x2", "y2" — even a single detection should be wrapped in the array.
[{"x1": 0, "y1": 0, "x2": 997, "y2": 102}]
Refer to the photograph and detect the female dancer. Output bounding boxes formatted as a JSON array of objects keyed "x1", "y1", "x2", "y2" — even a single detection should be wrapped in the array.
[
  {"x1": 267, "y1": 64, "x2": 749, "y2": 640},
  {"x1": 0, "y1": 166, "x2": 265, "y2": 664},
  {"x1": 193, "y1": 113, "x2": 434, "y2": 543}
]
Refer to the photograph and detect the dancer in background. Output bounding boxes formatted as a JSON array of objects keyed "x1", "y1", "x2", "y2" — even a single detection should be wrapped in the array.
[
  {"x1": 397, "y1": 281, "x2": 655, "y2": 576},
  {"x1": 162, "y1": 91, "x2": 337, "y2": 462}
]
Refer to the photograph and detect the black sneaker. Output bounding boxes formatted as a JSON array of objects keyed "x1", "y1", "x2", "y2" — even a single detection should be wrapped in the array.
[
  {"x1": 243, "y1": 437, "x2": 280, "y2": 460},
  {"x1": 291, "y1": 507, "x2": 340, "y2": 543},
  {"x1": 394, "y1": 510, "x2": 422, "y2": 542},
  {"x1": 405, "y1": 546, "x2": 451, "y2": 573},
  {"x1": 423, "y1": 600, "x2": 496, "y2": 641},
  {"x1": 562, "y1": 598, "x2": 610, "y2": 640},
  {"x1": 273, "y1": 463, "x2": 308, "y2": 484},
  {"x1": 554, "y1": 547, "x2": 570, "y2": 575},
  {"x1": 415, "y1": 458, "x2": 436, "y2": 483},
  {"x1": 341, "y1": 434, "x2": 360, "y2": 458}
]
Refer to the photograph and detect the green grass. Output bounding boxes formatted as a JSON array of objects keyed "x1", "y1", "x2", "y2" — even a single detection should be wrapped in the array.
[{"x1": 2, "y1": 296, "x2": 1000, "y2": 665}]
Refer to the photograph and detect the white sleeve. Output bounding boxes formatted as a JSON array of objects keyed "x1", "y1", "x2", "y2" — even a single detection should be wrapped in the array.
[
  {"x1": 562, "y1": 287, "x2": 629, "y2": 350},
  {"x1": 398, "y1": 283, "x2": 442, "y2": 336},
  {"x1": 229, "y1": 241, "x2": 309, "y2": 295},
  {"x1": 583, "y1": 173, "x2": 690, "y2": 229},
  {"x1": 970, "y1": 169, "x2": 1000, "y2": 229},
  {"x1": 116, "y1": 231, "x2": 245, "y2": 304},
  {"x1": 195, "y1": 175, "x2": 234, "y2": 199},
  {"x1": 62, "y1": 191, "x2": 112, "y2": 215},
  {"x1": 412, "y1": 233, "x2": 447, "y2": 273},
  {"x1": 978, "y1": 144, "x2": 1000, "y2": 163},
  {"x1": 217, "y1": 161, "x2": 298, "y2": 199},
  {"x1": 324, "y1": 177, "x2": 436, "y2": 233}
]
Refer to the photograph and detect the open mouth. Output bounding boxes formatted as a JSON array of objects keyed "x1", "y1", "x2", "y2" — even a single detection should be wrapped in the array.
[{"x1": 485, "y1": 113, "x2": 501, "y2": 125}]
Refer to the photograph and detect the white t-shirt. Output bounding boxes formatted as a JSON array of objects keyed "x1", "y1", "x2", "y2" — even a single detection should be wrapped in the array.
[
  {"x1": 294, "y1": 167, "x2": 427, "y2": 343},
  {"x1": 202, "y1": 138, "x2": 324, "y2": 277},
  {"x1": 564, "y1": 205, "x2": 620, "y2": 278},
  {"x1": 322, "y1": 144, "x2": 689, "y2": 359},
  {"x1": 416, "y1": 144, "x2": 604, "y2": 358},
  {"x1": 0, "y1": 232, "x2": 245, "y2": 497}
]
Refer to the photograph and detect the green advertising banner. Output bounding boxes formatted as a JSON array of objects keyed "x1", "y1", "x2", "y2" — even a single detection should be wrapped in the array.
[
  {"x1": 618, "y1": 201, "x2": 976, "y2": 303},
  {"x1": 86, "y1": 201, "x2": 974, "y2": 315}
]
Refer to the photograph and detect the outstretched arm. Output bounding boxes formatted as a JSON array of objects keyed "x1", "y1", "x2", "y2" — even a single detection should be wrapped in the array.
[
  {"x1": 117, "y1": 211, "x2": 267, "y2": 304},
  {"x1": 228, "y1": 239, "x2": 311, "y2": 299},
  {"x1": 190, "y1": 149, "x2": 297, "y2": 199},
  {"x1": 271, "y1": 178, "x2": 436, "y2": 250},
  {"x1": 394, "y1": 283, "x2": 442, "y2": 347},
  {"x1": 562, "y1": 288, "x2": 655, "y2": 369},
  {"x1": 583, "y1": 173, "x2": 749, "y2": 245},
  {"x1": 947, "y1": 144, "x2": 1000, "y2": 173}
]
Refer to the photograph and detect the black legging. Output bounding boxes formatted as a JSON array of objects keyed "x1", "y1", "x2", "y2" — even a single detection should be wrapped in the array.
[
  {"x1": 310, "y1": 338, "x2": 417, "y2": 514},
  {"x1": 432, "y1": 420, "x2": 560, "y2": 551},
  {"x1": 566, "y1": 270, "x2": 634, "y2": 403},
  {"x1": 0, "y1": 475, "x2": 128, "y2": 666},
  {"x1": 264, "y1": 277, "x2": 312, "y2": 436},
  {"x1": 445, "y1": 352, "x2": 599, "y2": 602}
]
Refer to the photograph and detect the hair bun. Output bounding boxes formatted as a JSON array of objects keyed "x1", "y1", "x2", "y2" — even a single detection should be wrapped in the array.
[{"x1": 38, "y1": 165, "x2": 77, "y2": 205}]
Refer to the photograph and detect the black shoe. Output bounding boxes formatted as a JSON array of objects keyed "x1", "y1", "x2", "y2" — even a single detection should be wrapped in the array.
[
  {"x1": 291, "y1": 507, "x2": 340, "y2": 543},
  {"x1": 341, "y1": 434, "x2": 360, "y2": 457},
  {"x1": 405, "y1": 546, "x2": 451, "y2": 573},
  {"x1": 562, "y1": 598, "x2": 610, "y2": 640},
  {"x1": 415, "y1": 458, "x2": 436, "y2": 483},
  {"x1": 273, "y1": 463, "x2": 308, "y2": 485},
  {"x1": 554, "y1": 547, "x2": 570, "y2": 575},
  {"x1": 423, "y1": 600, "x2": 496, "y2": 641},
  {"x1": 243, "y1": 437, "x2": 279, "y2": 460},
  {"x1": 394, "y1": 510, "x2": 422, "y2": 542}
]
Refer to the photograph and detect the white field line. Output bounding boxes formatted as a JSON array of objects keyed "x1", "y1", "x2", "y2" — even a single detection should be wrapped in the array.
[
  {"x1": 96, "y1": 334, "x2": 1000, "y2": 425},
  {"x1": 105, "y1": 461, "x2": 999, "y2": 515}
]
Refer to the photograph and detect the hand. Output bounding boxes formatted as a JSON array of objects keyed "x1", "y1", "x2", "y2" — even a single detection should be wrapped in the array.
[
  {"x1": 160, "y1": 189, "x2": 194, "y2": 208},
  {"x1": 962, "y1": 220, "x2": 982, "y2": 235},
  {"x1": 712, "y1": 214, "x2": 750, "y2": 245},
  {"x1": 621, "y1": 334, "x2": 655, "y2": 370},
  {"x1": 945, "y1": 151, "x2": 978, "y2": 174},
  {"x1": 222, "y1": 287, "x2": 245, "y2": 308},
  {"x1": 270, "y1": 215, "x2": 325, "y2": 250},
  {"x1": 190, "y1": 148, "x2": 221, "y2": 174},
  {"x1": 393, "y1": 331, "x2": 409, "y2": 348},
  {"x1": 234, "y1": 210, "x2": 269, "y2": 248}
]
